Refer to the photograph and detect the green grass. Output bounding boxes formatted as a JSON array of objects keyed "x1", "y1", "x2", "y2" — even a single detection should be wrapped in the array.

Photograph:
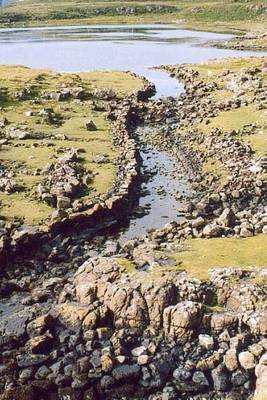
[
  {"x1": 0, "y1": 65, "x2": 144, "y2": 226},
  {"x1": 116, "y1": 258, "x2": 137, "y2": 273},
  {"x1": 192, "y1": 57, "x2": 265, "y2": 77},
  {"x1": 185, "y1": 3, "x2": 264, "y2": 23},
  {"x1": 202, "y1": 158, "x2": 229, "y2": 186},
  {"x1": 198, "y1": 104, "x2": 267, "y2": 159},
  {"x1": 242, "y1": 129, "x2": 267, "y2": 157},
  {"x1": 115, "y1": 235, "x2": 267, "y2": 285},
  {"x1": 79, "y1": 71, "x2": 144, "y2": 98},
  {"x1": 182, "y1": 58, "x2": 267, "y2": 162},
  {"x1": 173, "y1": 235, "x2": 267, "y2": 280},
  {"x1": 200, "y1": 106, "x2": 267, "y2": 135},
  {"x1": 0, "y1": 192, "x2": 53, "y2": 225},
  {"x1": 159, "y1": 58, "x2": 267, "y2": 284}
]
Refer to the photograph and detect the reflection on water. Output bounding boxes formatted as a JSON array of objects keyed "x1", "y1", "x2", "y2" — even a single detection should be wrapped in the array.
[
  {"x1": 0, "y1": 24, "x2": 230, "y2": 43},
  {"x1": 0, "y1": 25, "x2": 196, "y2": 43},
  {"x1": 0, "y1": 24, "x2": 263, "y2": 97}
]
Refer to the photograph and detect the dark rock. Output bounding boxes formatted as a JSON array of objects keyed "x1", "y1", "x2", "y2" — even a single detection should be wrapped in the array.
[
  {"x1": 112, "y1": 364, "x2": 141, "y2": 382},
  {"x1": 17, "y1": 354, "x2": 50, "y2": 368},
  {"x1": 211, "y1": 365, "x2": 230, "y2": 392}
]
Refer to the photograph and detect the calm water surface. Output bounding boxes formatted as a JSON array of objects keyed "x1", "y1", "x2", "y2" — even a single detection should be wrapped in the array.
[
  {"x1": 119, "y1": 125, "x2": 192, "y2": 242},
  {"x1": 0, "y1": 24, "x2": 263, "y2": 96}
]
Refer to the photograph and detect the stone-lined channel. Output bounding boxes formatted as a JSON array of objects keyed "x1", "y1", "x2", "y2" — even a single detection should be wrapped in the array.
[{"x1": 119, "y1": 124, "x2": 193, "y2": 241}]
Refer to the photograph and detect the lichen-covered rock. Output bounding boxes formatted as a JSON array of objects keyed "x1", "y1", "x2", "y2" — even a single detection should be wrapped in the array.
[
  {"x1": 244, "y1": 310, "x2": 267, "y2": 335},
  {"x1": 210, "y1": 312, "x2": 238, "y2": 332},
  {"x1": 26, "y1": 314, "x2": 53, "y2": 338},
  {"x1": 211, "y1": 364, "x2": 230, "y2": 392},
  {"x1": 163, "y1": 301, "x2": 204, "y2": 340},
  {"x1": 105, "y1": 284, "x2": 148, "y2": 329},
  {"x1": 226, "y1": 284, "x2": 263, "y2": 312},
  {"x1": 141, "y1": 278, "x2": 177, "y2": 328},
  {"x1": 112, "y1": 364, "x2": 141, "y2": 382},
  {"x1": 203, "y1": 223, "x2": 224, "y2": 238},
  {"x1": 224, "y1": 349, "x2": 239, "y2": 372},
  {"x1": 73, "y1": 257, "x2": 180, "y2": 330},
  {"x1": 217, "y1": 208, "x2": 236, "y2": 228},
  {"x1": 52, "y1": 303, "x2": 90, "y2": 332}
]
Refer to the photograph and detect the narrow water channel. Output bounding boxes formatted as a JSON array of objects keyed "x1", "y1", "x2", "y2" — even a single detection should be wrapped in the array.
[{"x1": 119, "y1": 125, "x2": 192, "y2": 241}]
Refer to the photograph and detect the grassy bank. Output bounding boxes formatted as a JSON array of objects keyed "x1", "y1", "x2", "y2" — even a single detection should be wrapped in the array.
[
  {"x1": 173, "y1": 235, "x2": 267, "y2": 280},
  {"x1": 193, "y1": 57, "x2": 267, "y2": 155},
  {"x1": 0, "y1": 65, "x2": 143, "y2": 226},
  {"x1": 177, "y1": 57, "x2": 267, "y2": 187},
  {"x1": 0, "y1": 0, "x2": 266, "y2": 34}
]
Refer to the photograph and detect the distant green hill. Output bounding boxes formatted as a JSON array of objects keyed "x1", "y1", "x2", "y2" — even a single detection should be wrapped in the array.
[{"x1": 0, "y1": 0, "x2": 266, "y2": 34}]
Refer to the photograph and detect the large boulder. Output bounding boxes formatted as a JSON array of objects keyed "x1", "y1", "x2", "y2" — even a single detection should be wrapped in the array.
[
  {"x1": 73, "y1": 257, "x2": 180, "y2": 330},
  {"x1": 217, "y1": 208, "x2": 235, "y2": 228},
  {"x1": 163, "y1": 301, "x2": 204, "y2": 340},
  {"x1": 51, "y1": 303, "x2": 90, "y2": 332},
  {"x1": 211, "y1": 365, "x2": 230, "y2": 392},
  {"x1": 244, "y1": 310, "x2": 267, "y2": 336},
  {"x1": 210, "y1": 312, "x2": 238, "y2": 332},
  {"x1": 141, "y1": 278, "x2": 177, "y2": 328},
  {"x1": 238, "y1": 351, "x2": 255, "y2": 370},
  {"x1": 74, "y1": 257, "x2": 122, "y2": 302},
  {"x1": 226, "y1": 284, "x2": 263, "y2": 312},
  {"x1": 112, "y1": 364, "x2": 141, "y2": 382},
  {"x1": 202, "y1": 223, "x2": 224, "y2": 238}
]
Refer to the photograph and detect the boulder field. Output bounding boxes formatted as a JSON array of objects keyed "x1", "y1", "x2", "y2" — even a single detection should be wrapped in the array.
[{"x1": 0, "y1": 255, "x2": 267, "y2": 400}]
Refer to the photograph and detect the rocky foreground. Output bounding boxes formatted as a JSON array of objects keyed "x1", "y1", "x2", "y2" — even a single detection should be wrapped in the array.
[{"x1": 0, "y1": 57, "x2": 267, "y2": 400}]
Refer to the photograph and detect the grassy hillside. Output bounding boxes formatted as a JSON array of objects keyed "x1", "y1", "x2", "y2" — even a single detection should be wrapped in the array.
[{"x1": 0, "y1": 0, "x2": 266, "y2": 33}]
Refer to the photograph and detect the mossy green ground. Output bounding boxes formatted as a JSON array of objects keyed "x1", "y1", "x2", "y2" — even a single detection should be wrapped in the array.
[
  {"x1": 0, "y1": 65, "x2": 143, "y2": 225},
  {"x1": 117, "y1": 235, "x2": 267, "y2": 284},
  {"x1": 1, "y1": 0, "x2": 266, "y2": 35},
  {"x1": 116, "y1": 258, "x2": 137, "y2": 273},
  {"x1": 173, "y1": 235, "x2": 267, "y2": 280},
  {"x1": 200, "y1": 105, "x2": 267, "y2": 158}
]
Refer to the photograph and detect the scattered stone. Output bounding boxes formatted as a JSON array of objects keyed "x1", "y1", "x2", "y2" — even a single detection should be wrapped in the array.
[
  {"x1": 85, "y1": 119, "x2": 97, "y2": 131},
  {"x1": 199, "y1": 334, "x2": 214, "y2": 350},
  {"x1": 238, "y1": 351, "x2": 256, "y2": 370}
]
